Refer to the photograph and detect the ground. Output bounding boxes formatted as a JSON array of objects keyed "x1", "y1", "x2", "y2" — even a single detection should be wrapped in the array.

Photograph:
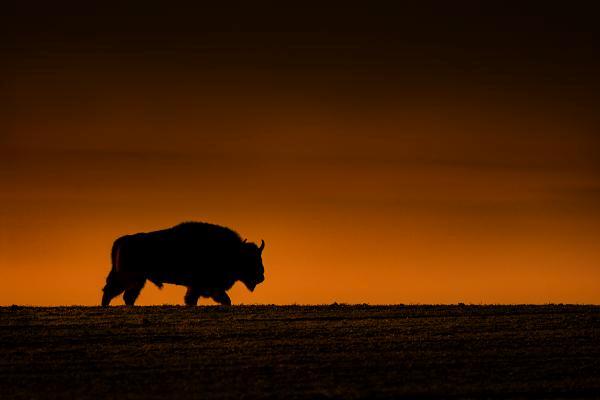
[{"x1": 1, "y1": 305, "x2": 599, "y2": 399}]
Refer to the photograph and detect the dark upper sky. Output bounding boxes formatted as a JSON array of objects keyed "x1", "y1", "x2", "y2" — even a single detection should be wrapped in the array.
[
  {"x1": 4, "y1": 3, "x2": 600, "y2": 148},
  {"x1": 4, "y1": 3, "x2": 600, "y2": 87}
]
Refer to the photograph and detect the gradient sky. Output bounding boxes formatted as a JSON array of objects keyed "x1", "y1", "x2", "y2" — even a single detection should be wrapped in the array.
[{"x1": 2, "y1": 3, "x2": 599, "y2": 305}]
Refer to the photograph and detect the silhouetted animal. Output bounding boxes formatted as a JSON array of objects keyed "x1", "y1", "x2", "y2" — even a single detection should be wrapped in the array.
[{"x1": 101, "y1": 222, "x2": 265, "y2": 306}]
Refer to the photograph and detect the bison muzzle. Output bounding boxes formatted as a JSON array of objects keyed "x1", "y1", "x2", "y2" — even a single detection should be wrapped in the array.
[{"x1": 101, "y1": 222, "x2": 266, "y2": 306}]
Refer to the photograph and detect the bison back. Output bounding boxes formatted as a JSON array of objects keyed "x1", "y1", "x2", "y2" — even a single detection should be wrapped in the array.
[{"x1": 113, "y1": 222, "x2": 243, "y2": 281}]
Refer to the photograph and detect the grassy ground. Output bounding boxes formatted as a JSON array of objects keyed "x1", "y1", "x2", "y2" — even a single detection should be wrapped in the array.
[{"x1": 1, "y1": 305, "x2": 599, "y2": 399}]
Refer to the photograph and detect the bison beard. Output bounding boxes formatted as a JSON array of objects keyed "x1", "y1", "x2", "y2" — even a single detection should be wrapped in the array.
[{"x1": 101, "y1": 222, "x2": 266, "y2": 306}]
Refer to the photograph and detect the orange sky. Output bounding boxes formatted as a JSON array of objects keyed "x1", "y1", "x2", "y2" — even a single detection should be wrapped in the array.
[{"x1": 2, "y1": 3, "x2": 599, "y2": 305}]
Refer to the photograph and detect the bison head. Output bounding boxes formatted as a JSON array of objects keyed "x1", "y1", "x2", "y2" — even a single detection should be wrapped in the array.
[{"x1": 239, "y1": 240, "x2": 265, "y2": 291}]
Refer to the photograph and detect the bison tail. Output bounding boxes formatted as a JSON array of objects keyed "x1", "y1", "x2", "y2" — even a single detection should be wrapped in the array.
[{"x1": 110, "y1": 238, "x2": 122, "y2": 272}]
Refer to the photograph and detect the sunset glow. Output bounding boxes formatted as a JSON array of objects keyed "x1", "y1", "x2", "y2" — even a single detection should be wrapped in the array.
[{"x1": 3, "y1": 4, "x2": 599, "y2": 305}]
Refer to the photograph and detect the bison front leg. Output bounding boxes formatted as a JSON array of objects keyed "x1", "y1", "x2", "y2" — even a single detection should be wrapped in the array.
[
  {"x1": 123, "y1": 279, "x2": 146, "y2": 306},
  {"x1": 184, "y1": 286, "x2": 202, "y2": 306},
  {"x1": 212, "y1": 291, "x2": 231, "y2": 306}
]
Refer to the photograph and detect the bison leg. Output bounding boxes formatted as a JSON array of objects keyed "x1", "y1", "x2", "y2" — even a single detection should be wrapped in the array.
[
  {"x1": 101, "y1": 271, "x2": 126, "y2": 306},
  {"x1": 123, "y1": 279, "x2": 146, "y2": 306},
  {"x1": 184, "y1": 287, "x2": 202, "y2": 306},
  {"x1": 212, "y1": 291, "x2": 231, "y2": 306}
]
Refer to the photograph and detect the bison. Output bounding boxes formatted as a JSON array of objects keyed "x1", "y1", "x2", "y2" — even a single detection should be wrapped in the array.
[{"x1": 101, "y1": 222, "x2": 265, "y2": 306}]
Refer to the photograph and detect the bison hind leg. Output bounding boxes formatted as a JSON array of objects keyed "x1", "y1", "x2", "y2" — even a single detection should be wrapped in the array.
[
  {"x1": 101, "y1": 271, "x2": 126, "y2": 306},
  {"x1": 123, "y1": 279, "x2": 146, "y2": 306},
  {"x1": 184, "y1": 287, "x2": 202, "y2": 306},
  {"x1": 212, "y1": 291, "x2": 231, "y2": 306}
]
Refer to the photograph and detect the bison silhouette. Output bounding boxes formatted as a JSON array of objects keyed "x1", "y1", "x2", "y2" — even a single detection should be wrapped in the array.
[{"x1": 101, "y1": 222, "x2": 265, "y2": 306}]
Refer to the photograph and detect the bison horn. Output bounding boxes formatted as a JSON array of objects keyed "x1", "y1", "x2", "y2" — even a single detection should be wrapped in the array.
[{"x1": 259, "y1": 240, "x2": 265, "y2": 252}]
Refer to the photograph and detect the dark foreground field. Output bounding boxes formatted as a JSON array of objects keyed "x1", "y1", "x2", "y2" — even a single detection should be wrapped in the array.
[{"x1": 1, "y1": 305, "x2": 599, "y2": 399}]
